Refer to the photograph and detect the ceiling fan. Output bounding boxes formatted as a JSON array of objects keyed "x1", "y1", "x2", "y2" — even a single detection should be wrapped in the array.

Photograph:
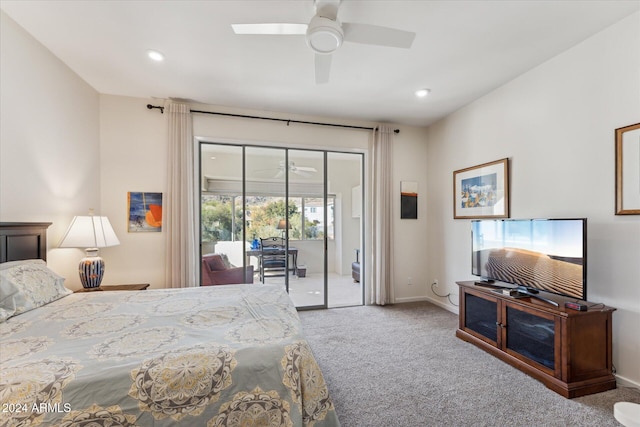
[
  {"x1": 255, "y1": 161, "x2": 318, "y2": 178},
  {"x1": 277, "y1": 161, "x2": 317, "y2": 178},
  {"x1": 231, "y1": 0, "x2": 416, "y2": 84}
]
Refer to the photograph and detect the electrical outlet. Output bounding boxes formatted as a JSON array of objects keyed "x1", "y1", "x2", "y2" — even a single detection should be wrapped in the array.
[{"x1": 408, "y1": 277, "x2": 412, "y2": 286}]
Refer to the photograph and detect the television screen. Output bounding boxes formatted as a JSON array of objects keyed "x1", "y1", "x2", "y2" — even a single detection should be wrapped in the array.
[{"x1": 472, "y1": 218, "x2": 586, "y2": 300}]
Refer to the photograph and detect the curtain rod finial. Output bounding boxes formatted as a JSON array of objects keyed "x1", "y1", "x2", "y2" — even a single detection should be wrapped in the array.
[{"x1": 147, "y1": 104, "x2": 164, "y2": 114}]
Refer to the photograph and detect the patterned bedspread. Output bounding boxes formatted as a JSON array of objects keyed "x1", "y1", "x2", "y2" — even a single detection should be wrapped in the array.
[{"x1": 0, "y1": 285, "x2": 340, "y2": 426}]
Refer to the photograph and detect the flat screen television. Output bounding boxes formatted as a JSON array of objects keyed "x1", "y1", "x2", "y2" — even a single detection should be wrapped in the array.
[{"x1": 471, "y1": 218, "x2": 587, "y2": 301}]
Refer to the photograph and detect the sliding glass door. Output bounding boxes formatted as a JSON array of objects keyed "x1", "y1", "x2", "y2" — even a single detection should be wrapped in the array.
[
  {"x1": 285, "y1": 149, "x2": 326, "y2": 307},
  {"x1": 327, "y1": 152, "x2": 363, "y2": 307},
  {"x1": 200, "y1": 144, "x2": 244, "y2": 268},
  {"x1": 200, "y1": 142, "x2": 363, "y2": 309}
]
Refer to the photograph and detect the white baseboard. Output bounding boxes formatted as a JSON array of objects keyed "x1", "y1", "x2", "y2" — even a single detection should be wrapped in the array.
[
  {"x1": 394, "y1": 295, "x2": 459, "y2": 315},
  {"x1": 616, "y1": 374, "x2": 640, "y2": 391},
  {"x1": 393, "y1": 295, "x2": 430, "y2": 303}
]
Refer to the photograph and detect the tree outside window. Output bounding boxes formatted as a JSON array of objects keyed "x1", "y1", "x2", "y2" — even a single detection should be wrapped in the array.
[{"x1": 202, "y1": 195, "x2": 333, "y2": 245}]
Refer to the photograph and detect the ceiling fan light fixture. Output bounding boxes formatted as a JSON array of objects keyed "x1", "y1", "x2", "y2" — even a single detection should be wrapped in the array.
[
  {"x1": 306, "y1": 16, "x2": 343, "y2": 54},
  {"x1": 147, "y1": 50, "x2": 165, "y2": 62}
]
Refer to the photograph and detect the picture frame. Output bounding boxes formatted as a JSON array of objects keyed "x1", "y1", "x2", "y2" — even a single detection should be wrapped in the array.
[
  {"x1": 615, "y1": 123, "x2": 640, "y2": 215},
  {"x1": 453, "y1": 158, "x2": 509, "y2": 219},
  {"x1": 400, "y1": 181, "x2": 418, "y2": 219},
  {"x1": 128, "y1": 192, "x2": 163, "y2": 232}
]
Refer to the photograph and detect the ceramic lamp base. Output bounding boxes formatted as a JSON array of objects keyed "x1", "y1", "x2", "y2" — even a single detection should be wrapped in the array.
[{"x1": 79, "y1": 249, "x2": 105, "y2": 288}]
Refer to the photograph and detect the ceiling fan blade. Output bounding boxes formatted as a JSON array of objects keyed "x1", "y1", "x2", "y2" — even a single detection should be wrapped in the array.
[
  {"x1": 315, "y1": 53, "x2": 332, "y2": 84},
  {"x1": 274, "y1": 170, "x2": 285, "y2": 179},
  {"x1": 296, "y1": 166, "x2": 317, "y2": 172},
  {"x1": 231, "y1": 23, "x2": 307, "y2": 35},
  {"x1": 342, "y1": 22, "x2": 415, "y2": 49}
]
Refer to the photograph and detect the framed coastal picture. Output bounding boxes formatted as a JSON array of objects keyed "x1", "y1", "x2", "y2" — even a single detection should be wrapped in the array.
[
  {"x1": 128, "y1": 192, "x2": 163, "y2": 232},
  {"x1": 615, "y1": 123, "x2": 640, "y2": 215},
  {"x1": 453, "y1": 158, "x2": 509, "y2": 219}
]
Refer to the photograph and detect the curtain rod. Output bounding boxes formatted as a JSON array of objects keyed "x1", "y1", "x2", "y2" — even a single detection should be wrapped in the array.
[{"x1": 146, "y1": 104, "x2": 399, "y2": 133}]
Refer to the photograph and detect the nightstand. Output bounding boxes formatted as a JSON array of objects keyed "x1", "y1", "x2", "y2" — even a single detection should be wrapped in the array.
[{"x1": 75, "y1": 284, "x2": 150, "y2": 292}]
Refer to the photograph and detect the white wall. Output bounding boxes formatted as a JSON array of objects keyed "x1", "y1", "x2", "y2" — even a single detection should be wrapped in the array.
[
  {"x1": 392, "y1": 126, "x2": 431, "y2": 302},
  {"x1": 426, "y1": 12, "x2": 640, "y2": 387},
  {"x1": 99, "y1": 95, "x2": 168, "y2": 288},
  {"x1": 0, "y1": 11, "x2": 100, "y2": 287}
]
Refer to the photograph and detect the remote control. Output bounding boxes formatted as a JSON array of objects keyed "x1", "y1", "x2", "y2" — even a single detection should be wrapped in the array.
[{"x1": 565, "y1": 301, "x2": 588, "y2": 311}]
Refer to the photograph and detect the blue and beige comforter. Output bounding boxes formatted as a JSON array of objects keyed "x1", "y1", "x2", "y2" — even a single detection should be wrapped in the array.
[{"x1": 0, "y1": 284, "x2": 340, "y2": 426}]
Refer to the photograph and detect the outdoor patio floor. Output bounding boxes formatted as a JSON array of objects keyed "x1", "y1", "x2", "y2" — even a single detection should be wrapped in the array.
[{"x1": 260, "y1": 272, "x2": 363, "y2": 308}]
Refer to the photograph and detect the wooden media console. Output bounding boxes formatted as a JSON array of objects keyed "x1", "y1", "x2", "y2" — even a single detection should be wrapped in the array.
[{"x1": 456, "y1": 281, "x2": 616, "y2": 398}]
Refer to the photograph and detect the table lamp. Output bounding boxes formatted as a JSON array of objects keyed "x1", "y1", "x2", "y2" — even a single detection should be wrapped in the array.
[
  {"x1": 276, "y1": 219, "x2": 290, "y2": 239},
  {"x1": 59, "y1": 210, "x2": 120, "y2": 288}
]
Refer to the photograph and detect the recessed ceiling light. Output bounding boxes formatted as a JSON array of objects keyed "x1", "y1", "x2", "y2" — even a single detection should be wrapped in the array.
[
  {"x1": 147, "y1": 50, "x2": 165, "y2": 62},
  {"x1": 415, "y1": 88, "x2": 431, "y2": 98}
]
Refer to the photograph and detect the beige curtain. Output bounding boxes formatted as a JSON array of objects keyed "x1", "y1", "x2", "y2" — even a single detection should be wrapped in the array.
[
  {"x1": 165, "y1": 103, "x2": 198, "y2": 287},
  {"x1": 370, "y1": 125, "x2": 395, "y2": 305}
]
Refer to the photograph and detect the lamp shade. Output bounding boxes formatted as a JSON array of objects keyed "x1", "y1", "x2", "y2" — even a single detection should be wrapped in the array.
[
  {"x1": 276, "y1": 219, "x2": 291, "y2": 230},
  {"x1": 59, "y1": 215, "x2": 120, "y2": 249}
]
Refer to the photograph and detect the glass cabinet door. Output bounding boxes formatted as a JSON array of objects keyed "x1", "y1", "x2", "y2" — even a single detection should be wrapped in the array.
[
  {"x1": 464, "y1": 293, "x2": 498, "y2": 343},
  {"x1": 505, "y1": 306, "x2": 556, "y2": 370}
]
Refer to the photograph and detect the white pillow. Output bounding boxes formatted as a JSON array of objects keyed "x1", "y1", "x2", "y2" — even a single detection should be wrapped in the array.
[
  {"x1": 0, "y1": 262, "x2": 70, "y2": 322},
  {"x1": 0, "y1": 279, "x2": 20, "y2": 322}
]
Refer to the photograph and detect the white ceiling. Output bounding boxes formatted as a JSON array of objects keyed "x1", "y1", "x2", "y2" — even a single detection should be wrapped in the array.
[{"x1": 2, "y1": 0, "x2": 638, "y2": 127}]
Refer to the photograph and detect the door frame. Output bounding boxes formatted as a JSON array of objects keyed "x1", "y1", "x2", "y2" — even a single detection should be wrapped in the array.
[{"x1": 198, "y1": 141, "x2": 365, "y2": 309}]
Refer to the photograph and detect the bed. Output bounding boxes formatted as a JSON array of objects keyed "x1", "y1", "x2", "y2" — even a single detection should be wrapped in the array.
[{"x1": 0, "y1": 223, "x2": 340, "y2": 426}]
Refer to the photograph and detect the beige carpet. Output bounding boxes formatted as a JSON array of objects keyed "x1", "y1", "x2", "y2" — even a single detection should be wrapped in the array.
[{"x1": 298, "y1": 301, "x2": 639, "y2": 427}]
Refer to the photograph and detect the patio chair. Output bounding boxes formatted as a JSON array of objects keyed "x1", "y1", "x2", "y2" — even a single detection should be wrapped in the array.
[
  {"x1": 259, "y1": 237, "x2": 287, "y2": 283},
  {"x1": 201, "y1": 254, "x2": 254, "y2": 286}
]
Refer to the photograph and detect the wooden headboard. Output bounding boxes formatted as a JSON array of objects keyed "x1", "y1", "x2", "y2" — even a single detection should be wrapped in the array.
[{"x1": 0, "y1": 222, "x2": 51, "y2": 263}]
